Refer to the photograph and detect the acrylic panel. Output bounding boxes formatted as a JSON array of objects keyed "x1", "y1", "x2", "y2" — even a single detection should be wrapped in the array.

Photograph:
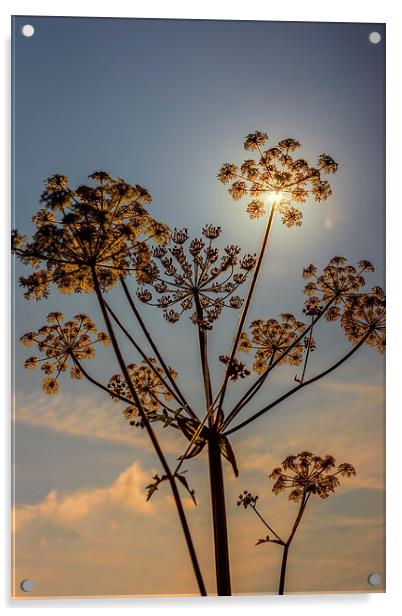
[{"x1": 12, "y1": 16, "x2": 385, "y2": 598}]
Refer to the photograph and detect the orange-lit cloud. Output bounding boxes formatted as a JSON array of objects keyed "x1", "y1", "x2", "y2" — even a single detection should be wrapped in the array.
[{"x1": 13, "y1": 378, "x2": 385, "y2": 598}]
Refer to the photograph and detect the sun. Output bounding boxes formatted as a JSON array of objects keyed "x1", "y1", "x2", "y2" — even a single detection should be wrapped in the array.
[{"x1": 266, "y1": 190, "x2": 286, "y2": 204}]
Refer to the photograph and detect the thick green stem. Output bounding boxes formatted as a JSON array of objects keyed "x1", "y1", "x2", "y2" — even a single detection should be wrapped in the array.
[{"x1": 90, "y1": 267, "x2": 207, "y2": 596}]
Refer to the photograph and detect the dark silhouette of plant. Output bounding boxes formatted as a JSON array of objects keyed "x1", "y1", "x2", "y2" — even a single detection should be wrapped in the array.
[
  {"x1": 14, "y1": 172, "x2": 207, "y2": 596},
  {"x1": 20, "y1": 312, "x2": 110, "y2": 394},
  {"x1": 137, "y1": 224, "x2": 257, "y2": 329},
  {"x1": 238, "y1": 452, "x2": 356, "y2": 594},
  {"x1": 12, "y1": 172, "x2": 169, "y2": 300},
  {"x1": 14, "y1": 131, "x2": 385, "y2": 597}
]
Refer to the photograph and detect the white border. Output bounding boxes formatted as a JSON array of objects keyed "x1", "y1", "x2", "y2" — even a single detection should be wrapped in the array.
[{"x1": 2, "y1": 1, "x2": 402, "y2": 614}]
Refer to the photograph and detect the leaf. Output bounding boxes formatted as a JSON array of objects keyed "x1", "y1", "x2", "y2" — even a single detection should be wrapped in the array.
[
  {"x1": 145, "y1": 473, "x2": 168, "y2": 501},
  {"x1": 175, "y1": 471, "x2": 197, "y2": 506},
  {"x1": 219, "y1": 435, "x2": 239, "y2": 477},
  {"x1": 179, "y1": 438, "x2": 207, "y2": 460},
  {"x1": 176, "y1": 417, "x2": 208, "y2": 460},
  {"x1": 176, "y1": 417, "x2": 207, "y2": 441}
]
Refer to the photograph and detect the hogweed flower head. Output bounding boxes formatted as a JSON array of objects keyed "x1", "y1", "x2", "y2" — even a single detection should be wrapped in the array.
[
  {"x1": 219, "y1": 355, "x2": 251, "y2": 381},
  {"x1": 137, "y1": 225, "x2": 257, "y2": 330},
  {"x1": 341, "y1": 290, "x2": 386, "y2": 353},
  {"x1": 218, "y1": 131, "x2": 338, "y2": 225},
  {"x1": 20, "y1": 312, "x2": 110, "y2": 394},
  {"x1": 237, "y1": 490, "x2": 258, "y2": 508},
  {"x1": 107, "y1": 359, "x2": 178, "y2": 425},
  {"x1": 303, "y1": 258, "x2": 385, "y2": 352},
  {"x1": 13, "y1": 172, "x2": 170, "y2": 299},
  {"x1": 269, "y1": 451, "x2": 356, "y2": 502},
  {"x1": 239, "y1": 314, "x2": 305, "y2": 373}
]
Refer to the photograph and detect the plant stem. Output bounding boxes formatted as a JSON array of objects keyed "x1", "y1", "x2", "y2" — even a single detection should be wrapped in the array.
[
  {"x1": 278, "y1": 494, "x2": 309, "y2": 595},
  {"x1": 216, "y1": 204, "x2": 276, "y2": 419},
  {"x1": 298, "y1": 316, "x2": 314, "y2": 383},
  {"x1": 278, "y1": 544, "x2": 289, "y2": 596},
  {"x1": 104, "y1": 298, "x2": 197, "y2": 420},
  {"x1": 194, "y1": 293, "x2": 231, "y2": 596},
  {"x1": 120, "y1": 278, "x2": 191, "y2": 412},
  {"x1": 91, "y1": 267, "x2": 207, "y2": 596},
  {"x1": 208, "y1": 428, "x2": 232, "y2": 596},
  {"x1": 223, "y1": 299, "x2": 334, "y2": 430},
  {"x1": 251, "y1": 505, "x2": 284, "y2": 544},
  {"x1": 224, "y1": 333, "x2": 369, "y2": 436}
]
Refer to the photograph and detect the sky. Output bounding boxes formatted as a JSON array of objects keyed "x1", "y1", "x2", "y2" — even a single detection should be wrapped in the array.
[{"x1": 12, "y1": 17, "x2": 385, "y2": 598}]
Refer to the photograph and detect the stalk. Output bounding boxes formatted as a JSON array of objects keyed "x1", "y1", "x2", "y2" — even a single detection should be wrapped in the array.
[
  {"x1": 278, "y1": 494, "x2": 309, "y2": 595},
  {"x1": 278, "y1": 545, "x2": 289, "y2": 596},
  {"x1": 194, "y1": 293, "x2": 231, "y2": 595},
  {"x1": 208, "y1": 428, "x2": 232, "y2": 595},
  {"x1": 217, "y1": 205, "x2": 276, "y2": 419},
  {"x1": 104, "y1": 298, "x2": 197, "y2": 420},
  {"x1": 120, "y1": 278, "x2": 190, "y2": 409},
  {"x1": 90, "y1": 266, "x2": 207, "y2": 596},
  {"x1": 225, "y1": 333, "x2": 370, "y2": 436}
]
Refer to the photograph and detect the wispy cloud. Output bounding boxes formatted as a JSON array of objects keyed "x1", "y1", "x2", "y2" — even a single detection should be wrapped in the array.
[
  {"x1": 235, "y1": 379, "x2": 385, "y2": 493},
  {"x1": 14, "y1": 391, "x2": 184, "y2": 454}
]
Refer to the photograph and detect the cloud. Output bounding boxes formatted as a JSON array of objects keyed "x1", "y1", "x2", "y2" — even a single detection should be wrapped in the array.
[
  {"x1": 14, "y1": 461, "x2": 158, "y2": 533},
  {"x1": 14, "y1": 390, "x2": 184, "y2": 454},
  {"x1": 12, "y1": 377, "x2": 385, "y2": 598},
  {"x1": 13, "y1": 460, "x2": 211, "y2": 598},
  {"x1": 234, "y1": 378, "x2": 385, "y2": 494}
]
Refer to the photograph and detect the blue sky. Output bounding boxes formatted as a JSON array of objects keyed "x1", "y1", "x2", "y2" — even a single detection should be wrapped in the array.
[{"x1": 12, "y1": 17, "x2": 385, "y2": 597}]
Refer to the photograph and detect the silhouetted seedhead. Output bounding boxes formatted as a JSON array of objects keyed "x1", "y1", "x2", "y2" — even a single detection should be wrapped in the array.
[
  {"x1": 13, "y1": 172, "x2": 170, "y2": 299},
  {"x1": 342, "y1": 291, "x2": 386, "y2": 353},
  {"x1": 137, "y1": 225, "x2": 257, "y2": 330},
  {"x1": 303, "y1": 257, "x2": 386, "y2": 351},
  {"x1": 237, "y1": 490, "x2": 258, "y2": 508},
  {"x1": 107, "y1": 359, "x2": 178, "y2": 426},
  {"x1": 20, "y1": 312, "x2": 109, "y2": 394},
  {"x1": 218, "y1": 131, "x2": 338, "y2": 225},
  {"x1": 269, "y1": 451, "x2": 356, "y2": 502},
  {"x1": 219, "y1": 355, "x2": 250, "y2": 381},
  {"x1": 239, "y1": 314, "x2": 305, "y2": 373}
]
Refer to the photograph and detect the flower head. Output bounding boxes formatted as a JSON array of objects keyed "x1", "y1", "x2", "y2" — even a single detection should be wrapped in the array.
[
  {"x1": 237, "y1": 490, "x2": 258, "y2": 508},
  {"x1": 218, "y1": 132, "x2": 338, "y2": 224},
  {"x1": 20, "y1": 313, "x2": 109, "y2": 394},
  {"x1": 107, "y1": 359, "x2": 178, "y2": 425},
  {"x1": 302, "y1": 258, "x2": 386, "y2": 352},
  {"x1": 341, "y1": 291, "x2": 386, "y2": 353},
  {"x1": 270, "y1": 451, "x2": 356, "y2": 502},
  {"x1": 219, "y1": 355, "x2": 250, "y2": 381},
  {"x1": 239, "y1": 314, "x2": 305, "y2": 373},
  {"x1": 137, "y1": 225, "x2": 257, "y2": 329},
  {"x1": 303, "y1": 257, "x2": 372, "y2": 310},
  {"x1": 13, "y1": 172, "x2": 170, "y2": 299}
]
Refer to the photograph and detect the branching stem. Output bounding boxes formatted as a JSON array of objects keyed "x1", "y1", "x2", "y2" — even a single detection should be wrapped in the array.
[
  {"x1": 216, "y1": 204, "x2": 276, "y2": 421},
  {"x1": 225, "y1": 333, "x2": 369, "y2": 436},
  {"x1": 91, "y1": 266, "x2": 207, "y2": 596}
]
